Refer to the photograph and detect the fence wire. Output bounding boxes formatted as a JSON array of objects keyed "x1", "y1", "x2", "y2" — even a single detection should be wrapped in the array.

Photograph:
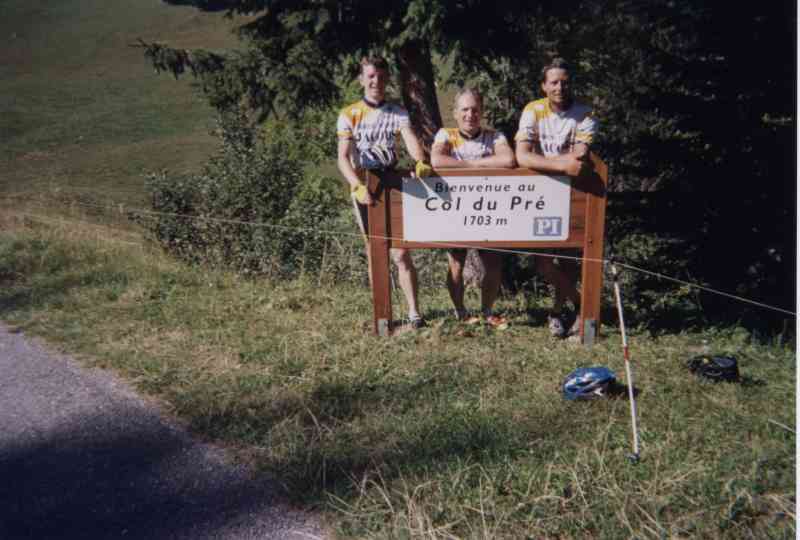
[{"x1": 0, "y1": 192, "x2": 794, "y2": 318}]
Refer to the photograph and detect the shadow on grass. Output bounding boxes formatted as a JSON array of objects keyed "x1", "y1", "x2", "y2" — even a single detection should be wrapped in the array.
[
  {"x1": 0, "y1": 277, "x2": 83, "y2": 317},
  {"x1": 0, "y1": 270, "x2": 130, "y2": 320},
  {"x1": 739, "y1": 376, "x2": 768, "y2": 388},
  {"x1": 162, "y1": 0, "x2": 230, "y2": 11},
  {"x1": 197, "y1": 373, "x2": 574, "y2": 506},
  {"x1": 606, "y1": 381, "x2": 641, "y2": 399}
]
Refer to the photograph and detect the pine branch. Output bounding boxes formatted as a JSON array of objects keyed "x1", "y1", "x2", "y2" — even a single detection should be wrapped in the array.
[{"x1": 134, "y1": 39, "x2": 227, "y2": 79}]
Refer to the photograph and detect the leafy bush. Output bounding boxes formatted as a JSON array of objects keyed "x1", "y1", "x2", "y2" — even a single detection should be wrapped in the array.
[
  {"x1": 604, "y1": 228, "x2": 702, "y2": 332},
  {"x1": 603, "y1": 192, "x2": 793, "y2": 334},
  {"x1": 141, "y1": 109, "x2": 346, "y2": 278}
]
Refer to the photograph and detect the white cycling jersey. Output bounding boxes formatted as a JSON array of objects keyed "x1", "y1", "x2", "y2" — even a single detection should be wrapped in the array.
[
  {"x1": 336, "y1": 99, "x2": 409, "y2": 169},
  {"x1": 432, "y1": 128, "x2": 508, "y2": 161},
  {"x1": 514, "y1": 98, "x2": 595, "y2": 157}
]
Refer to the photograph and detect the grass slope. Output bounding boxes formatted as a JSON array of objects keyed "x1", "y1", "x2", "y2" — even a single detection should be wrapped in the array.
[
  {"x1": 0, "y1": 1, "x2": 795, "y2": 538},
  {"x1": 0, "y1": 0, "x2": 238, "y2": 206},
  {"x1": 0, "y1": 213, "x2": 795, "y2": 539}
]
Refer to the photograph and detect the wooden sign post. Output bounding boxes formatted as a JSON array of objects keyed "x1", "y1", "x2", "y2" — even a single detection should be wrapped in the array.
[{"x1": 365, "y1": 155, "x2": 608, "y2": 346}]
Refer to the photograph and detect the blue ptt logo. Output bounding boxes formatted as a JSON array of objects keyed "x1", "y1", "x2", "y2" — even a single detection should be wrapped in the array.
[{"x1": 533, "y1": 217, "x2": 563, "y2": 237}]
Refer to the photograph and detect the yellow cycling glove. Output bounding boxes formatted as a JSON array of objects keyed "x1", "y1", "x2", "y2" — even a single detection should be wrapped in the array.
[
  {"x1": 415, "y1": 160, "x2": 433, "y2": 178},
  {"x1": 351, "y1": 183, "x2": 369, "y2": 204}
]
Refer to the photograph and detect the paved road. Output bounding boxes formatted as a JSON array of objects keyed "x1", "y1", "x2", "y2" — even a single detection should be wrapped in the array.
[{"x1": 0, "y1": 323, "x2": 325, "y2": 540}]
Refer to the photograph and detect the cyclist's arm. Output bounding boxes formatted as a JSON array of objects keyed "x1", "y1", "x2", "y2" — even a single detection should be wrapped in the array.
[
  {"x1": 430, "y1": 141, "x2": 466, "y2": 168},
  {"x1": 516, "y1": 140, "x2": 584, "y2": 176},
  {"x1": 399, "y1": 125, "x2": 427, "y2": 163},
  {"x1": 337, "y1": 138, "x2": 362, "y2": 189},
  {"x1": 471, "y1": 140, "x2": 516, "y2": 168},
  {"x1": 571, "y1": 142, "x2": 590, "y2": 161},
  {"x1": 431, "y1": 140, "x2": 516, "y2": 169}
]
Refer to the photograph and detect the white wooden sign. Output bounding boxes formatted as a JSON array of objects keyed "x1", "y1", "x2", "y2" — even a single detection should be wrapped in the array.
[{"x1": 401, "y1": 175, "x2": 571, "y2": 242}]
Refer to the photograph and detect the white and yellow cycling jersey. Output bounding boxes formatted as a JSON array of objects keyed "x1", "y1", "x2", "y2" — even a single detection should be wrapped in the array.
[
  {"x1": 336, "y1": 99, "x2": 409, "y2": 169},
  {"x1": 514, "y1": 98, "x2": 595, "y2": 157},
  {"x1": 432, "y1": 128, "x2": 509, "y2": 161}
]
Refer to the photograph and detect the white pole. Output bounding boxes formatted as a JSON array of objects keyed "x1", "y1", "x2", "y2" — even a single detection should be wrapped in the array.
[{"x1": 611, "y1": 263, "x2": 640, "y2": 461}]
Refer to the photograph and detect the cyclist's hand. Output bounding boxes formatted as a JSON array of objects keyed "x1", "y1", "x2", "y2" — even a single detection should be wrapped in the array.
[
  {"x1": 572, "y1": 144, "x2": 590, "y2": 161},
  {"x1": 351, "y1": 184, "x2": 371, "y2": 205},
  {"x1": 563, "y1": 155, "x2": 588, "y2": 177},
  {"x1": 415, "y1": 160, "x2": 433, "y2": 178}
]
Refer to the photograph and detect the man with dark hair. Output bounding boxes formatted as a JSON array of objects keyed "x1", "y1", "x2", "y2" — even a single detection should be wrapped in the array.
[
  {"x1": 515, "y1": 58, "x2": 597, "y2": 338},
  {"x1": 431, "y1": 87, "x2": 515, "y2": 327},
  {"x1": 336, "y1": 56, "x2": 433, "y2": 328}
]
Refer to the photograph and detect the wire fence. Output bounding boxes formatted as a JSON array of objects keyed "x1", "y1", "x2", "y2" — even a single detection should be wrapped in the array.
[{"x1": 0, "y1": 191, "x2": 795, "y2": 319}]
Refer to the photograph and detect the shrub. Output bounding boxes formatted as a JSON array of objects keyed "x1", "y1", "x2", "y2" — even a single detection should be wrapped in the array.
[
  {"x1": 603, "y1": 192, "x2": 793, "y2": 334},
  {"x1": 140, "y1": 109, "x2": 346, "y2": 278}
]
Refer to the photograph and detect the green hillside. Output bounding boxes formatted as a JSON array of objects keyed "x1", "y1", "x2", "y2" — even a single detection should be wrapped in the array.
[
  {"x1": 0, "y1": 3, "x2": 794, "y2": 538},
  {"x1": 0, "y1": 0, "x2": 239, "y2": 205}
]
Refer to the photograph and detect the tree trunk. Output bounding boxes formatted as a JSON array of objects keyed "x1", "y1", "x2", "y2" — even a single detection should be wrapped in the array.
[
  {"x1": 396, "y1": 42, "x2": 488, "y2": 283},
  {"x1": 395, "y1": 40, "x2": 443, "y2": 150}
]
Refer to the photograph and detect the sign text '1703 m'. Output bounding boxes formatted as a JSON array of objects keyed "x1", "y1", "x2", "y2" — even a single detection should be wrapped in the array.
[{"x1": 401, "y1": 175, "x2": 571, "y2": 242}]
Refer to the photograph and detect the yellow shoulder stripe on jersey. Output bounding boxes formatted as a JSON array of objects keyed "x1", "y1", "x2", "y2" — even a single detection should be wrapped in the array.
[
  {"x1": 531, "y1": 98, "x2": 552, "y2": 121},
  {"x1": 338, "y1": 100, "x2": 371, "y2": 129},
  {"x1": 445, "y1": 128, "x2": 465, "y2": 149}
]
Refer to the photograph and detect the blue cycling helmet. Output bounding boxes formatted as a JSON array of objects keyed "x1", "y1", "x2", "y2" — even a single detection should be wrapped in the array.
[{"x1": 562, "y1": 367, "x2": 616, "y2": 400}]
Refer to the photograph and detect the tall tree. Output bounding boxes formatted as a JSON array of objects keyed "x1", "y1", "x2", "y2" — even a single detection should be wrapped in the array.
[
  {"x1": 142, "y1": 1, "x2": 793, "y2": 188},
  {"x1": 142, "y1": 0, "x2": 795, "y2": 321},
  {"x1": 140, "y1": 0, "x2": 540, "y2": 146}
]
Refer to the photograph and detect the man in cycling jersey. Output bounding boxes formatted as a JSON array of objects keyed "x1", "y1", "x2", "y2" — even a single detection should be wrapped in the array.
[
  {"x1": 336, "y1": 55, "x2": 433, "y2": 329},
  {"x1": 430, "y1": 87, "x2": 515, "y2": 327},
  {"x1": 515, "y1": 57, "x2": 597, "y2": 338}
]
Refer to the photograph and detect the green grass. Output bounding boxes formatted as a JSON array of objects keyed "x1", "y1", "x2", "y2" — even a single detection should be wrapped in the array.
[
  {"x1": 0, "y1": 0, "x2": 464, "y2": 212},
  {"x1": 0, "y1": 0, "x2": 240, "y2": 206},
  {"x1": 0, "y1": 213, "x2": 794, "y2": 539},
  {"x1": 0, "y1": 1, "x2": 794, "y2": 537}
]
